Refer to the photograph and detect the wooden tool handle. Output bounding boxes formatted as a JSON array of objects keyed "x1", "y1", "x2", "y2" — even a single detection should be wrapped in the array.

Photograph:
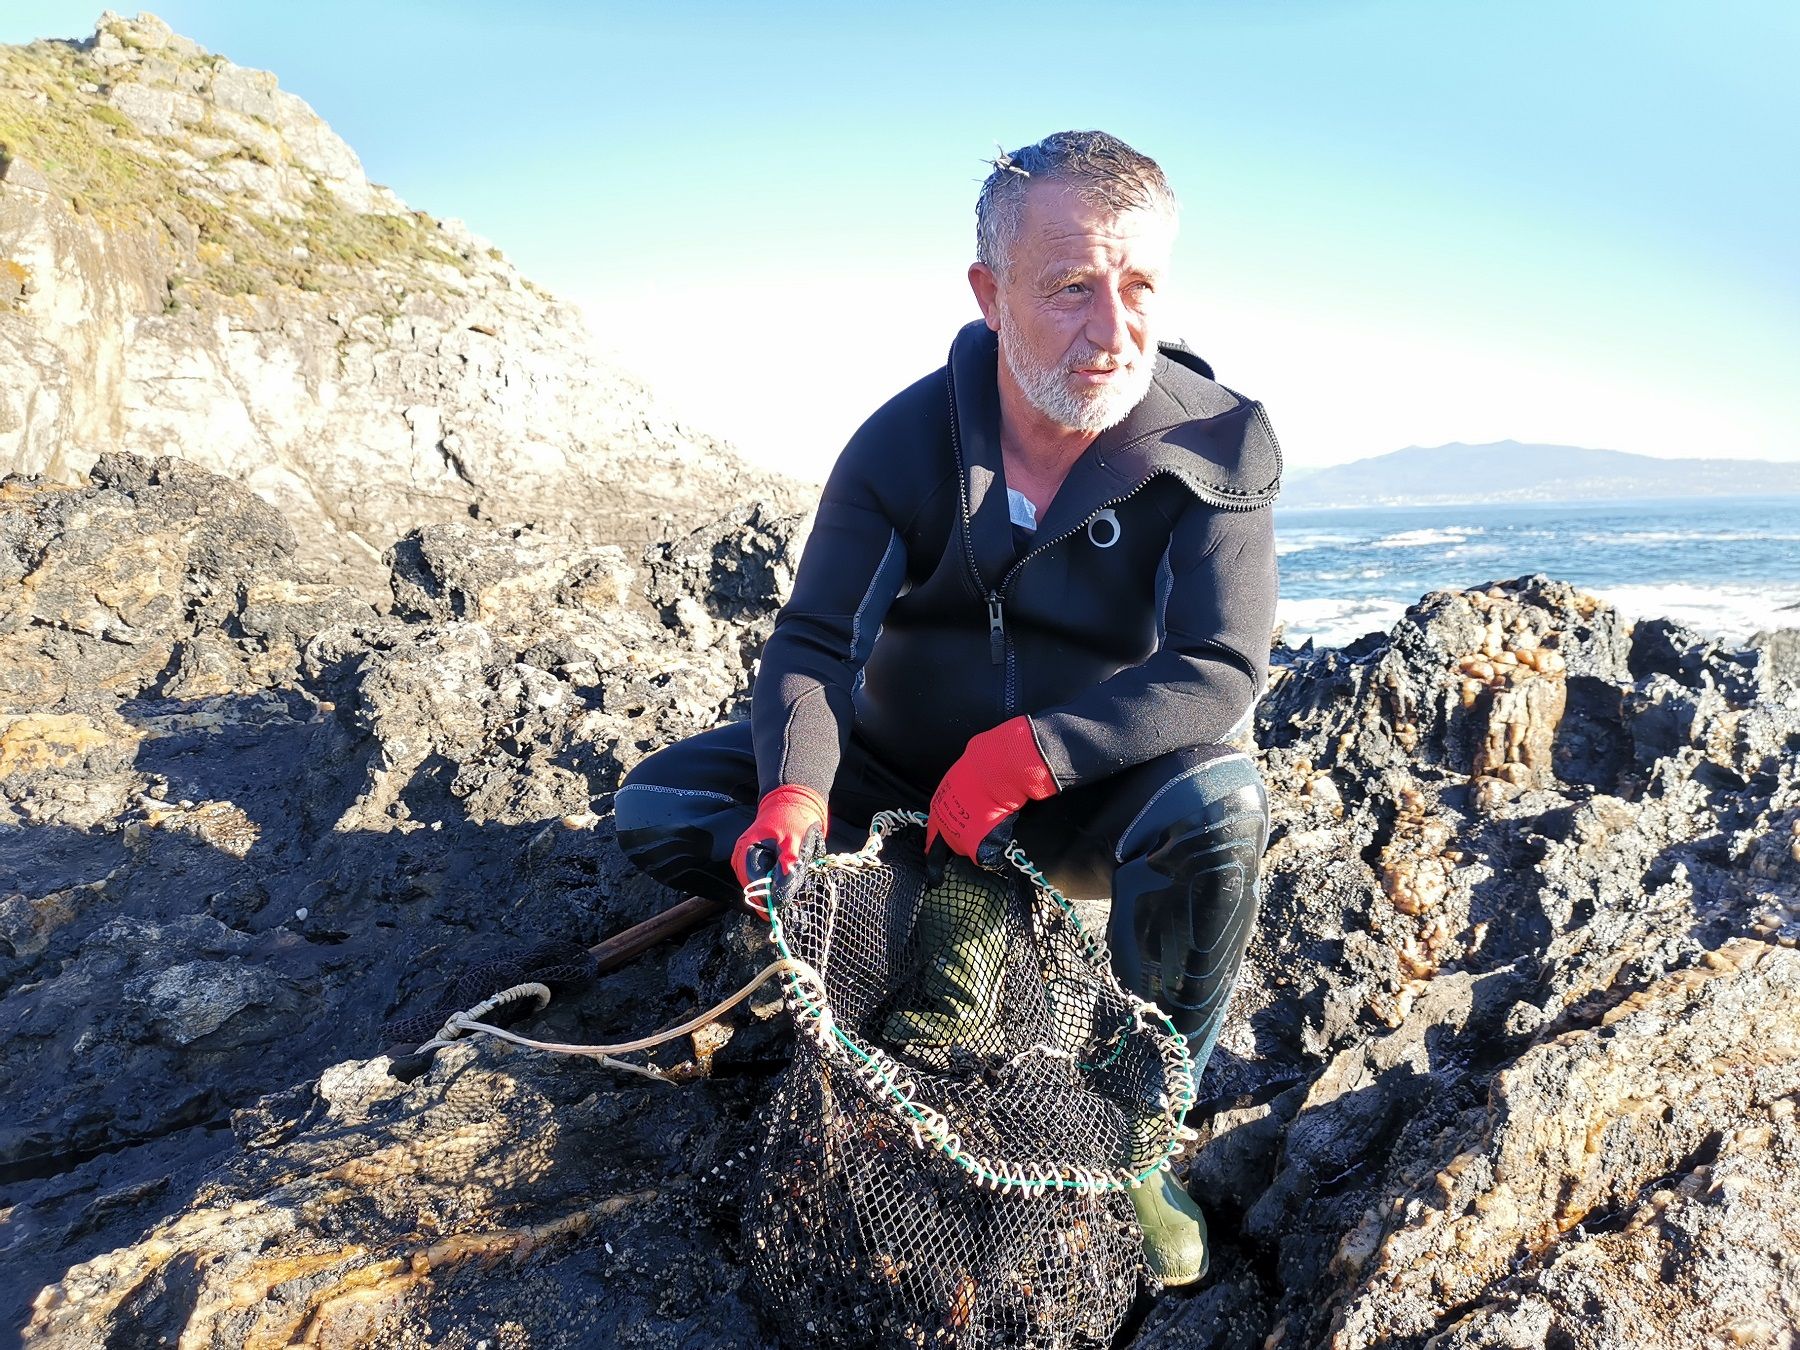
[
  {"x1": 590, "y1": 895, "x2": 729, "y2": 974},
  {"x1": 384, "y1": 895, "x2": 731, "y2": 1079}
]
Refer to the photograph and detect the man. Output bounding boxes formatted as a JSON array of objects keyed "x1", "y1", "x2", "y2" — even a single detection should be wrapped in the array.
[{"x1": 615, "y1": 130, "x2": 1280, "y2": 1285}]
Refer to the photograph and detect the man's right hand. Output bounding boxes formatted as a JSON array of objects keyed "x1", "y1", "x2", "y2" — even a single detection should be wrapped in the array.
[{"x1": 732, "y1": 785, "x2": 828, "y2": 911}]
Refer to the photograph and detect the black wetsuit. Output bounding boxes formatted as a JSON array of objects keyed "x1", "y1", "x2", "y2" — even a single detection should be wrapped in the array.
[
  {"x1": 752, "y1": 318, "x2": 1281, "y2": 801},
  {"x1": 617, "y1": 319, "x2": 1282, "y2": 1070}
]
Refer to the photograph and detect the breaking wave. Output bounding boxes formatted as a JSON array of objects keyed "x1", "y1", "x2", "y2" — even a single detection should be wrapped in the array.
[{"x1": 1370, "y1": 527, "x2": 1486, "y2": 549}]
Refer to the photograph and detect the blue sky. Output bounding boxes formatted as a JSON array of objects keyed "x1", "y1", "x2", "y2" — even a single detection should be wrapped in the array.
[{"x1": 6, "y1": 2, "x2": 1796, "y2": 479}]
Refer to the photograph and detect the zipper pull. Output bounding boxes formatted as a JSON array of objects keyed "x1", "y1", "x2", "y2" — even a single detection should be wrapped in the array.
[{"x1": 987, "y1": 593, "x2": 1005, "y2": 665}]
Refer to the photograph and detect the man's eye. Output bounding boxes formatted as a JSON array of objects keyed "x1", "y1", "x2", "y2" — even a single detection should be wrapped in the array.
[{"x1": 1061, "y1": 283, "x2": 1086, "y2": 295}]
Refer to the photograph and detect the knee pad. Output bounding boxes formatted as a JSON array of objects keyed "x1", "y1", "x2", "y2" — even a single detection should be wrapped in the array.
[
  {"x1": 1107, "y1": 754, "x2": 1268, "y2": 1059},
  {"x1": 613, "y1": 781, "x2": 749, "y2": 908}
]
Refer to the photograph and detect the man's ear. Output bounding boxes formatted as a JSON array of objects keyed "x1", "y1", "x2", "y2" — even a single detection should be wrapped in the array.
[{"x1": 968, "y1": 262, "x2": 1002, "y2": 332}]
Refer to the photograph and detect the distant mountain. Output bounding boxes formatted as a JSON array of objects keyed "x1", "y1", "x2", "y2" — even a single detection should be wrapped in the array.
[{"x1": 1280, "y1": 441, "x2": 1800, "y2": 508}]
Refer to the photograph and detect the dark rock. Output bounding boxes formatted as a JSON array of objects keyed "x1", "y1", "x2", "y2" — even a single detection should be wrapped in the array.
[{"x1": 4, "y1": 467, "x2": 1799, "y2": 1348}]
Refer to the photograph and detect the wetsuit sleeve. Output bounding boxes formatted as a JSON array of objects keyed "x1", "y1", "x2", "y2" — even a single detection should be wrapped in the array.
[
  {"x1": 751, "y1": 435, "x2": 911, "y2": 798},
  {"x1": 1027, "y1": 502, "x2": 1278, "y2": 789}
]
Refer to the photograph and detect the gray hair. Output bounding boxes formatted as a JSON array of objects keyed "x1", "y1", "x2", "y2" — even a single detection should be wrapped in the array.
[{"x1": 975, "y1": 130, "x2": 1177, "y2": 280}]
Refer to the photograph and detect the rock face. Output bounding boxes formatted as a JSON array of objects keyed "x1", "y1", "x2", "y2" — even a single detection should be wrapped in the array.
[
  {"x1": 1, "y1": 451, "x2": 807, "y2": 1344},
  {"x1": 5, "y1": 455, "x2": 1797, "y2": 1348},
  {"x1": 1162, "y1": 579, "x2": 1800, "y2": 1349},
  {"x1": 0, "y1": 12, "x2": 797, "y2": 595}
]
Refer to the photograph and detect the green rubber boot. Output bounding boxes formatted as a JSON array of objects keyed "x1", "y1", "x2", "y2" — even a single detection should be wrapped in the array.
[
  {"x1": 1131, "y1": 1169, "x2": 1210, "y2": 1287},
  {"x1": 881, "y1": 857, "x2": 1010, "y2": 1051}
]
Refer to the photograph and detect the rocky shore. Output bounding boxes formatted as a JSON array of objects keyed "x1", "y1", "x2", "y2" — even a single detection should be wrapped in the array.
[
  {"x1": 3, "y1": 452, "x2": 1796, "y2": 1347},
  {"x1": 4, "y1": 13, "x2": 1799, "y2": 1349}
]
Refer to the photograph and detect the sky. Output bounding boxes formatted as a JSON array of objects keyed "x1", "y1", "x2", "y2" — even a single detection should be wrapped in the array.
[{"x1": 5, "y1": 2, "x2": 1797, "y2": 482}]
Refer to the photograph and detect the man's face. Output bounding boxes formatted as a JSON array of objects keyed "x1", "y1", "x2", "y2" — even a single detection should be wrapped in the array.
[{"x1": 972, "y1": 180, "x2": 1176, "y2": 435}]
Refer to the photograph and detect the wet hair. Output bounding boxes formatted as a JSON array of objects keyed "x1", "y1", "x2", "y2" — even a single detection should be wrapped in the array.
[{"x1": 975, "y1": 130, "x2": 1177, "y2": 280}]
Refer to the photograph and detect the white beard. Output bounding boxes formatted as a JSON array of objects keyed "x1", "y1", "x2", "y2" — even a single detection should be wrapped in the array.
[{"x1": 998, "y1": 307, "x2": 1156, "y2": 434}]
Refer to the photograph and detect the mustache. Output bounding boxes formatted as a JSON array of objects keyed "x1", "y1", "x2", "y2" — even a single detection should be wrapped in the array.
[{"x1": 1066, "y1": 354, "x2": 1128, "y2": 373}]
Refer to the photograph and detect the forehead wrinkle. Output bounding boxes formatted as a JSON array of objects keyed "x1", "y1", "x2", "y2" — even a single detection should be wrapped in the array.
[
  {"x1": 1028, "y1": 243, "x2": 1143, "y2": 290},
  {"x1": 1030, "y1": 218, "x2": 1138, "y2": 248},
  {"x1": 1012, "y1": 200, "x2": 1175, "y2": 288}
]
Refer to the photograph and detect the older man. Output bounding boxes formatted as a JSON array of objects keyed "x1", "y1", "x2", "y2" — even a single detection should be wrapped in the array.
[{"x1": 615, "y1": 129, "x2": 1280, "y2": 1285}]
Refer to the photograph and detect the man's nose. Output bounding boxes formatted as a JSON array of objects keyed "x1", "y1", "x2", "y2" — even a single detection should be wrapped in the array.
[{"x1": 1084, "y1": 283, "x2": 1131, "y2": 355}]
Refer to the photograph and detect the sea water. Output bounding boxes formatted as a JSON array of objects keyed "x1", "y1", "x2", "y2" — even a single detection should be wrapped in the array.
[{"x1": 1275, "y1": 495, "x2": 1800, "y2": 649}]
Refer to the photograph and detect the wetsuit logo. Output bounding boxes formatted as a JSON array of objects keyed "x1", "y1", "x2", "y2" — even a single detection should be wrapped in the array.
[{"x1": 1088, "y1": 509, "x2": 1121, "y2": 549}]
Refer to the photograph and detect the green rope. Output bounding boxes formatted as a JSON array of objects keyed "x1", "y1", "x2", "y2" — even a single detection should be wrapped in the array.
[{"x1": 758, "y1": 813, "x2": 1197, "y2": 1196}]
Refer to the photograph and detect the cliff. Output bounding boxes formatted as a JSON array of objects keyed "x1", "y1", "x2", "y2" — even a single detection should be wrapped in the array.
[{"x1": 0, "y1": 12, "x2": 798, "y2": 596}]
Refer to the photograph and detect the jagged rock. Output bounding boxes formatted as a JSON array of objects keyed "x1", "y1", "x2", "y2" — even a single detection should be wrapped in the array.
[
  {"x1": 1751, "y1": 627, "x2": 1800, "y2": 689},
  {"x1": 1262, "y1": 577, "x2": 1617, "y2": 814},
  {"x1": 127, "y1": 956, "x2": 288, "y2": 1045},
  {"x1": 4, "y1": 457, "x2": 1797, "y2": 1346},
  {"x1": 1325, "y1": 941, "x2": 1800, "y2": 1348},
  {"x1": 0, "y1": 14, "x2": 800, "y2": 594},
  {"x1": 21, "y1": 1040, "x2": 770, "y2": 1348},
  {"x1": 644, "y1": 500, "x2": 808, "y2": 627},
  {"x1": 387, "y1": 522, "x2": 637, "y2": 628},
  {"x1": 1170, "y1": 575, "x2": 1800, "y2": 1348},
  {"x1": 1428, "y1": 1087, "x2": 1800, "y2": 1350},
  {"x1": 0, "y1": 453, "x2": 369, "y2": 716},
  {"x1": 3, "y1": 913, "x2": 318, "y2": 1169},
  {"x1": 0, "y1": 453, "x2": 808, "y2": 1341}
]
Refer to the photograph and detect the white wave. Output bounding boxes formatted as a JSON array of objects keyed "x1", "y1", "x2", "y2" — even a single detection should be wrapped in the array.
[
  {"x1": 1275, "y1": 531, "x2": 1360, "y2": 557},
  {"x1": 1277, "y1": 582, "x2": 1800, "y2": 651},
  {"x1": 1578, "y1": 530, "x2": 1800, "y2": 546},
  {"x1": 1586, "y1": 583, "x2": 1800, "y2": 644},
  {"x1": 1276, "y1": 596, "x2": 1409, "y2": 648},
  {"x1": 1370, "y1": 527, "x2": 1485, "y2": 549}
]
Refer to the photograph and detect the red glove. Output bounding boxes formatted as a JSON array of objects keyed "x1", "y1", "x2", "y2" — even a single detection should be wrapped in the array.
[
  {"x1": 732, "y1": 784, "x2": 828, "y2": 907},
  {"x1": 926, "y1": 717, "x2": 1059, "y2": 864}
]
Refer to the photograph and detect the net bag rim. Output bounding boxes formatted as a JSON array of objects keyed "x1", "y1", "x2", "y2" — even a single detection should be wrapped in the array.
[{"x1": 748, "y1": 809, "x2": 1199, "y2": 1197}]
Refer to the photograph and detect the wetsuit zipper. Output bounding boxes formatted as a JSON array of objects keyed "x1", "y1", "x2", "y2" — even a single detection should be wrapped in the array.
[
  {"x1": 944, "y1": 368, "x2": 988, "y2": 614},
  {"x1": 989, "y1": 475, "x2": 1160, "y2": 712},
  {"x1": 945, "y1": 367, "x2": 1277, "y2": 710}
]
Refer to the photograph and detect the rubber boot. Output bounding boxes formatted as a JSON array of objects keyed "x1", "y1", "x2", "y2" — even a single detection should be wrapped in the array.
[
  {"x1": 1131, "y1": 1168, "x2": 1210, "y2": 1286},
  {"x1": 882, "y1": 855, "x2": 1011, "y2": 1051},
  {"x1": 1108, "y1": 754, "x2": 1269, "y2": 1078}
]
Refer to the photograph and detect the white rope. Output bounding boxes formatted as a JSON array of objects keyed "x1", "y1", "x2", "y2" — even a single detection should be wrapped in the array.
[
  {"x1": 411, "y1": 957, "x2": 828, "y2": 1080},
  {"x1": 404, "y1": 809, "x2": 1196, "y2": 1194},
  {"x1": 421, "y1": 980, "x2": 551, "y2": 1049}
]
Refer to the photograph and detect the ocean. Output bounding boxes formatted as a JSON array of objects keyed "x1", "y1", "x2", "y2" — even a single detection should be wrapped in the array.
[{"x1": 1274, "y1": 495, "x2": 1800, "y2": 649}]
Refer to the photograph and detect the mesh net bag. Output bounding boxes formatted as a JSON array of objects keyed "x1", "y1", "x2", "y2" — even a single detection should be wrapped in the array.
[{"x1": 744, "y1": 811, "x2": 1197, "y2": 1349}]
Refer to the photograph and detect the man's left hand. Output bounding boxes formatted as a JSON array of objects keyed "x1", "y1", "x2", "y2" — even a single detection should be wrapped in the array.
[{"x1": 926, "y1": 716, "x2": 1059, "y2": 868}]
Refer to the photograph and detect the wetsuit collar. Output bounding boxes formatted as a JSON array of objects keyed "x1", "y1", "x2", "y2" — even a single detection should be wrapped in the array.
[{"x1": 947, "y1": 321, "x2": 1280, "y2": 582}]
